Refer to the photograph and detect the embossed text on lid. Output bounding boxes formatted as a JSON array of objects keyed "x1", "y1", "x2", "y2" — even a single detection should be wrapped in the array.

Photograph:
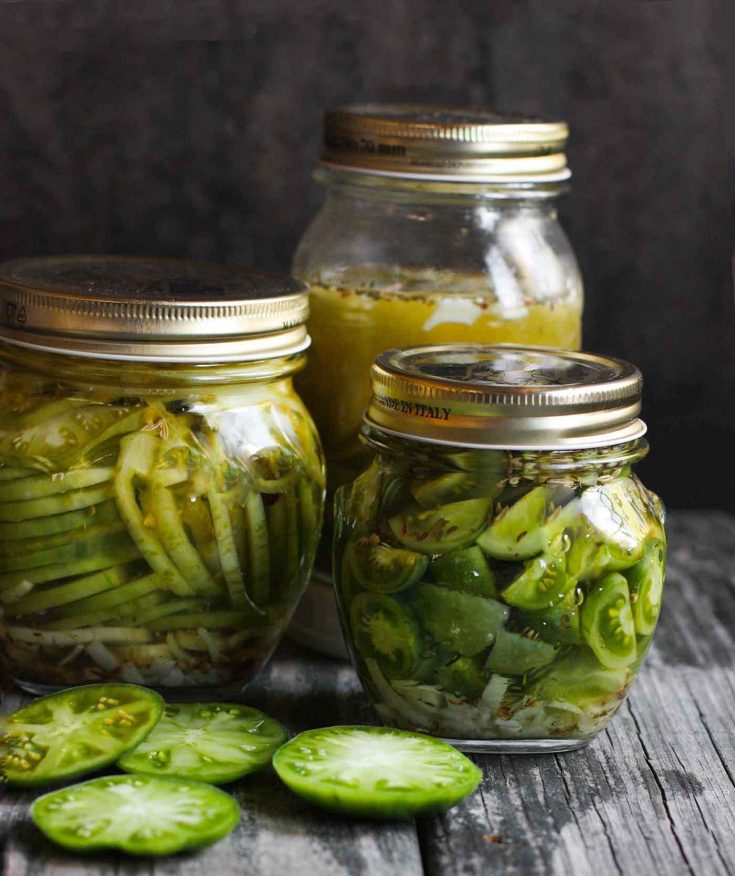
[{"x1": 366, "y1": 344, "x2": 645, "y2": 450}]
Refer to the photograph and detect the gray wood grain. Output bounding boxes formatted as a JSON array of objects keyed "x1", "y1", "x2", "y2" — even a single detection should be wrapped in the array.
[{"x1": 1, "y1": 511, "x2": 733, "y2": 876}]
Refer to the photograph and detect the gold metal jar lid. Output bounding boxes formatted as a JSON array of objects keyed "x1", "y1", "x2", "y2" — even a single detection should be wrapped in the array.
[
  {"x1": 321, "y1": 104, "x2": 570, "y2": 183},
  {"x1": 366, "y1": 345, "x2": 646, "y2": 450},
  {"x1": 0, "y1": 255, "x2": 309, "y2": 362}
]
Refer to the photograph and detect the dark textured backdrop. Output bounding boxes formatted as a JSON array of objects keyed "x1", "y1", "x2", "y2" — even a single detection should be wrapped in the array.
[{"x1": 0, "y1": 0, "x2": 732, "y2": 508}]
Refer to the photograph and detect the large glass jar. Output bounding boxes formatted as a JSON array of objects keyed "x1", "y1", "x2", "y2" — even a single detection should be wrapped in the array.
[
  {"x1": 291, "y1": 105, "x2": 584, "y2": 655},
  {"x1": 0, "y1": 256, "x2": 324, "y2": 696},
  {"x1": 334, "y1": 345, "x2": 665, "y2": 752}
]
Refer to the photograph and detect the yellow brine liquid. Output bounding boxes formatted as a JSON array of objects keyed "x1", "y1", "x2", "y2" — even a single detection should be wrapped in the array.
[{"x1": 297, "y1": 272, "x2": 582, "y2": 566}]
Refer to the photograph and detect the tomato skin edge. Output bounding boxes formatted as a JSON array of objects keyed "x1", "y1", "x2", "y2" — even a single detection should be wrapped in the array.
[
  {"x1": 117, "y1": 702, "x2": 289, "y2": 785},
  {"x1": 30, "y1": 774, "x2": 240, "y2": 856},
  {"x1": 272, "y1": 725, "x2": 482, "y2": 820},
  {"x1": 1, "y1": 683, "x2": 165, "y2": 788}
]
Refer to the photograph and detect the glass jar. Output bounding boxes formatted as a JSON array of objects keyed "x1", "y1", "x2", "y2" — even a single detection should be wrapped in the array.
[
  {"x1": 291, "y1": 105, "x2": 584, "y2": 655},
  {"x1": 0, "y1": 256, "x2": 324, "y2": 697},
  {"x1": 334, "y1": 345, "x2": 665, "y2": 752}
]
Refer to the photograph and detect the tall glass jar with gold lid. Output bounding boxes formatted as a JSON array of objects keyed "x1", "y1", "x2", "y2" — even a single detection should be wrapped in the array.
[
  {"x1": 290, "y1": 105, "x2": 584, "y2": 655},
  {"x1": 0, "y1": 256, "x2": 324, "y2": 696}
]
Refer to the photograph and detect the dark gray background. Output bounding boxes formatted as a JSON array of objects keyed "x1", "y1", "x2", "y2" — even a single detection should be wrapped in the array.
[{"x1": 0, "y1": 0, "x2": 732, "y2": 508}]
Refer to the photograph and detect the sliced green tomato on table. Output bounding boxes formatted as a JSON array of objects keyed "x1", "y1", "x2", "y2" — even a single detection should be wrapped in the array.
[
  {"x1": 623, "y1": 539, "x2": 665, "y2": 635},
  {"x1": 272, "y1": 725, "x2": 481, "y2": 819},
  {"x1": 346, "y1": 539, "x2": 428, "y2": 594},
  {"x1": 581, "y1": 573, "x2": 638, "y2": 669},
  {"x1": 387, "y1": 497, "x2": 492, "y2": 555},
  {"x1": 31, "y1": 774, "x2": 239, "y2": 856},
  {"x1": 350, "y1": 592, "x2": 421, "y2": 677},
  {"x1": 0, "y1": 684, "x2": 164, "y2": 787},
  {"x1": 118, "y1": 702, "x2": 288, "y2": 784}
]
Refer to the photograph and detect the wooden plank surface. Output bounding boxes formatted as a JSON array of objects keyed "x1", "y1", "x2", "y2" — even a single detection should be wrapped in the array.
[{"x1": 1, "y1": 510, "x2": 734, "y2": 876}]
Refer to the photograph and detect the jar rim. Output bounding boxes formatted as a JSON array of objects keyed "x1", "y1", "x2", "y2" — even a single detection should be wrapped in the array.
[
  {"x1": 321, "y1": 104, "x2": 571, "y2": 184},
  {"x1": 365, "y1": 344, "x2": 647, "y2": 451},
  {"x1": 0, "y1": 255, "x2": 310, "y2": 363}
]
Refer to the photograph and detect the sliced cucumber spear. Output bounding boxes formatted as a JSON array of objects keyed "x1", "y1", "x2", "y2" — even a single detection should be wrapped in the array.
[{"x1": 113, "y1": 432, "x2": 194, "y2": 597}]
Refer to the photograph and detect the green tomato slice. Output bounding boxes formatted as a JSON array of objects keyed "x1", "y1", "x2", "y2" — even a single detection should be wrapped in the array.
[
  {"x1": 31, "y1": 774, "x2": 239, "y2": 856},
  {"x1": 0, "y1": 684, "x2": 164, "y2": 787},
  {"x1": 570, "y1": 478, "x2": 652, "y2": 570},
  {"x1": 409, "y1": 465, "x2": 502, "y2": 509},
  {"x1": 412, "y1": 584, "x2": 509, "y2": 657},
  {"x1": 346, "y1": 539, "x2": 429, "y2": 594},
  {"x1": 428, "y1": 546, "x2": 496, "y2": 597},
  {"x1": 387, "y1": 497, "x2": 492, "y2": 555},
  {"x1": 477, "y1": 486, "x2": 552, "y2": 561},
  {"x1": 624, "y1": 539, "x2": 666, "y2": 635},
  {"x1": 272, "y1": 725, "x2": 481, "y2": 819},
  {"x1": 436, "y1": 656, "x2": 488, "y2": 700},
  {"x1": 581, "y1": 573, "x2": 638, "y2": 669},
  {"x1": 517, "y1": 595, "x2": 582, "y2": 645},
  {"x1": 485, "y1": 629, "x2": 558, "y2": 676},
  {"x1": 534, "y1": 650, "x2": 629, "y2": 706},
  {"x1": 501, "y1": 550, "x2": 574, "y2": 611},
  {"x1": 350, "y1": 592, "x2": 421, "y2": 677},
  {"x1": 118, "y1": 703, "x2": 288, "y2": 785}
]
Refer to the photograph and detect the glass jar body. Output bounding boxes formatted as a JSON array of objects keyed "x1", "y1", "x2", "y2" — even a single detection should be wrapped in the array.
[
  {"x1": 294, "y1": 171, "x2": 583, "y2": 574},
  {"x1": 0, "y1": 346, "x2": 324, "y2": 697},
  {"x1": 333, "y1": 431, "x2": 665, "y2": 752}
]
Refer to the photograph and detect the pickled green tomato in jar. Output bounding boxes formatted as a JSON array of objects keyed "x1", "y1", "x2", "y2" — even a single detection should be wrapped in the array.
[
  {"x1": 333, "y1": 346, "x2": 665, "y2": 752},
  {"x1": 0, "y1": 257, "x2": 324, "y2": 696}
]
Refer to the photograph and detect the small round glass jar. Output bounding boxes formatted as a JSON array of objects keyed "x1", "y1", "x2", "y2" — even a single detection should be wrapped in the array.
[
  {"x1": 0, "y1": 256, "x2": 324, "y2": 697},
  {"x1": 291, "y1": 105, "x2": 584, "y2": 655},
  {"x1": 334, "y1": 345, "x2": 665, "y2": 752}
]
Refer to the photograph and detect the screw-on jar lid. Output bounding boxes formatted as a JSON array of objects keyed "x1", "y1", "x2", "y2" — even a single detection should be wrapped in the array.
[
  {"x1": 0, "y1": 255, "x2": 309, "y2": 362},
  {"x1": 366, "y1": 344, "x2": 646, "y2": 450},
  {"x1": 321, "y1": 104, "x2": 570, "y2": 183}
]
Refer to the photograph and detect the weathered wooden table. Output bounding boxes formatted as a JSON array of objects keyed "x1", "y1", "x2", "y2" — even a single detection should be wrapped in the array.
[{"x1": 1, "y1": 511, "x2": 733, "y2": 876}]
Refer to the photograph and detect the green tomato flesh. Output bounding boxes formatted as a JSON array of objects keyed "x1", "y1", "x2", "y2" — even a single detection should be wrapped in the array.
[
  {"x1": 346, "y1": 539, "x2": 429, "y2": 594},
  {"x1": 535, "y1": 651, "x2": 628, "y2": 706},
  {"x1": 31, "y1": 774, "x2": 239, "y2": 856},
  {"x1": 485, "y1": 630, "x2": 557, "y2": 676},
  {"x1": 581, "y1": 573, "x2": 637, "y2": 669},
  {"x1": 272, "y1": 725, "x2": 481, "y2": 819},
  {"x1": 428, "y1": 546, "x2": 495, "y2": 597},
  {"x1": 387, "y1": 498, "x2": 492, "y2": 555},
  {"x1": 436, "y1": 657, "x2": 488, "y2": 700},
  {"x1": 477, "y1": 486, "x2": 552, "y2": 561},
  {"x1": 350, "y1": 592, "x2": 421, "y2": 677},
  {"x1": 118, "y1": 702, "x2": 288, "y2": 784},
  {"x1": 0, "y1": 683, "x2": 164, "y2": 787},
  {"x1": 501, "y1": 551, "x2": 574, "y2": 611},
  {"x1": 412, "y1": 584, "x2": 509, "y2": 657},
  {"x1": 624, "y1": 539, "x2": 665, "y2": 636}
]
